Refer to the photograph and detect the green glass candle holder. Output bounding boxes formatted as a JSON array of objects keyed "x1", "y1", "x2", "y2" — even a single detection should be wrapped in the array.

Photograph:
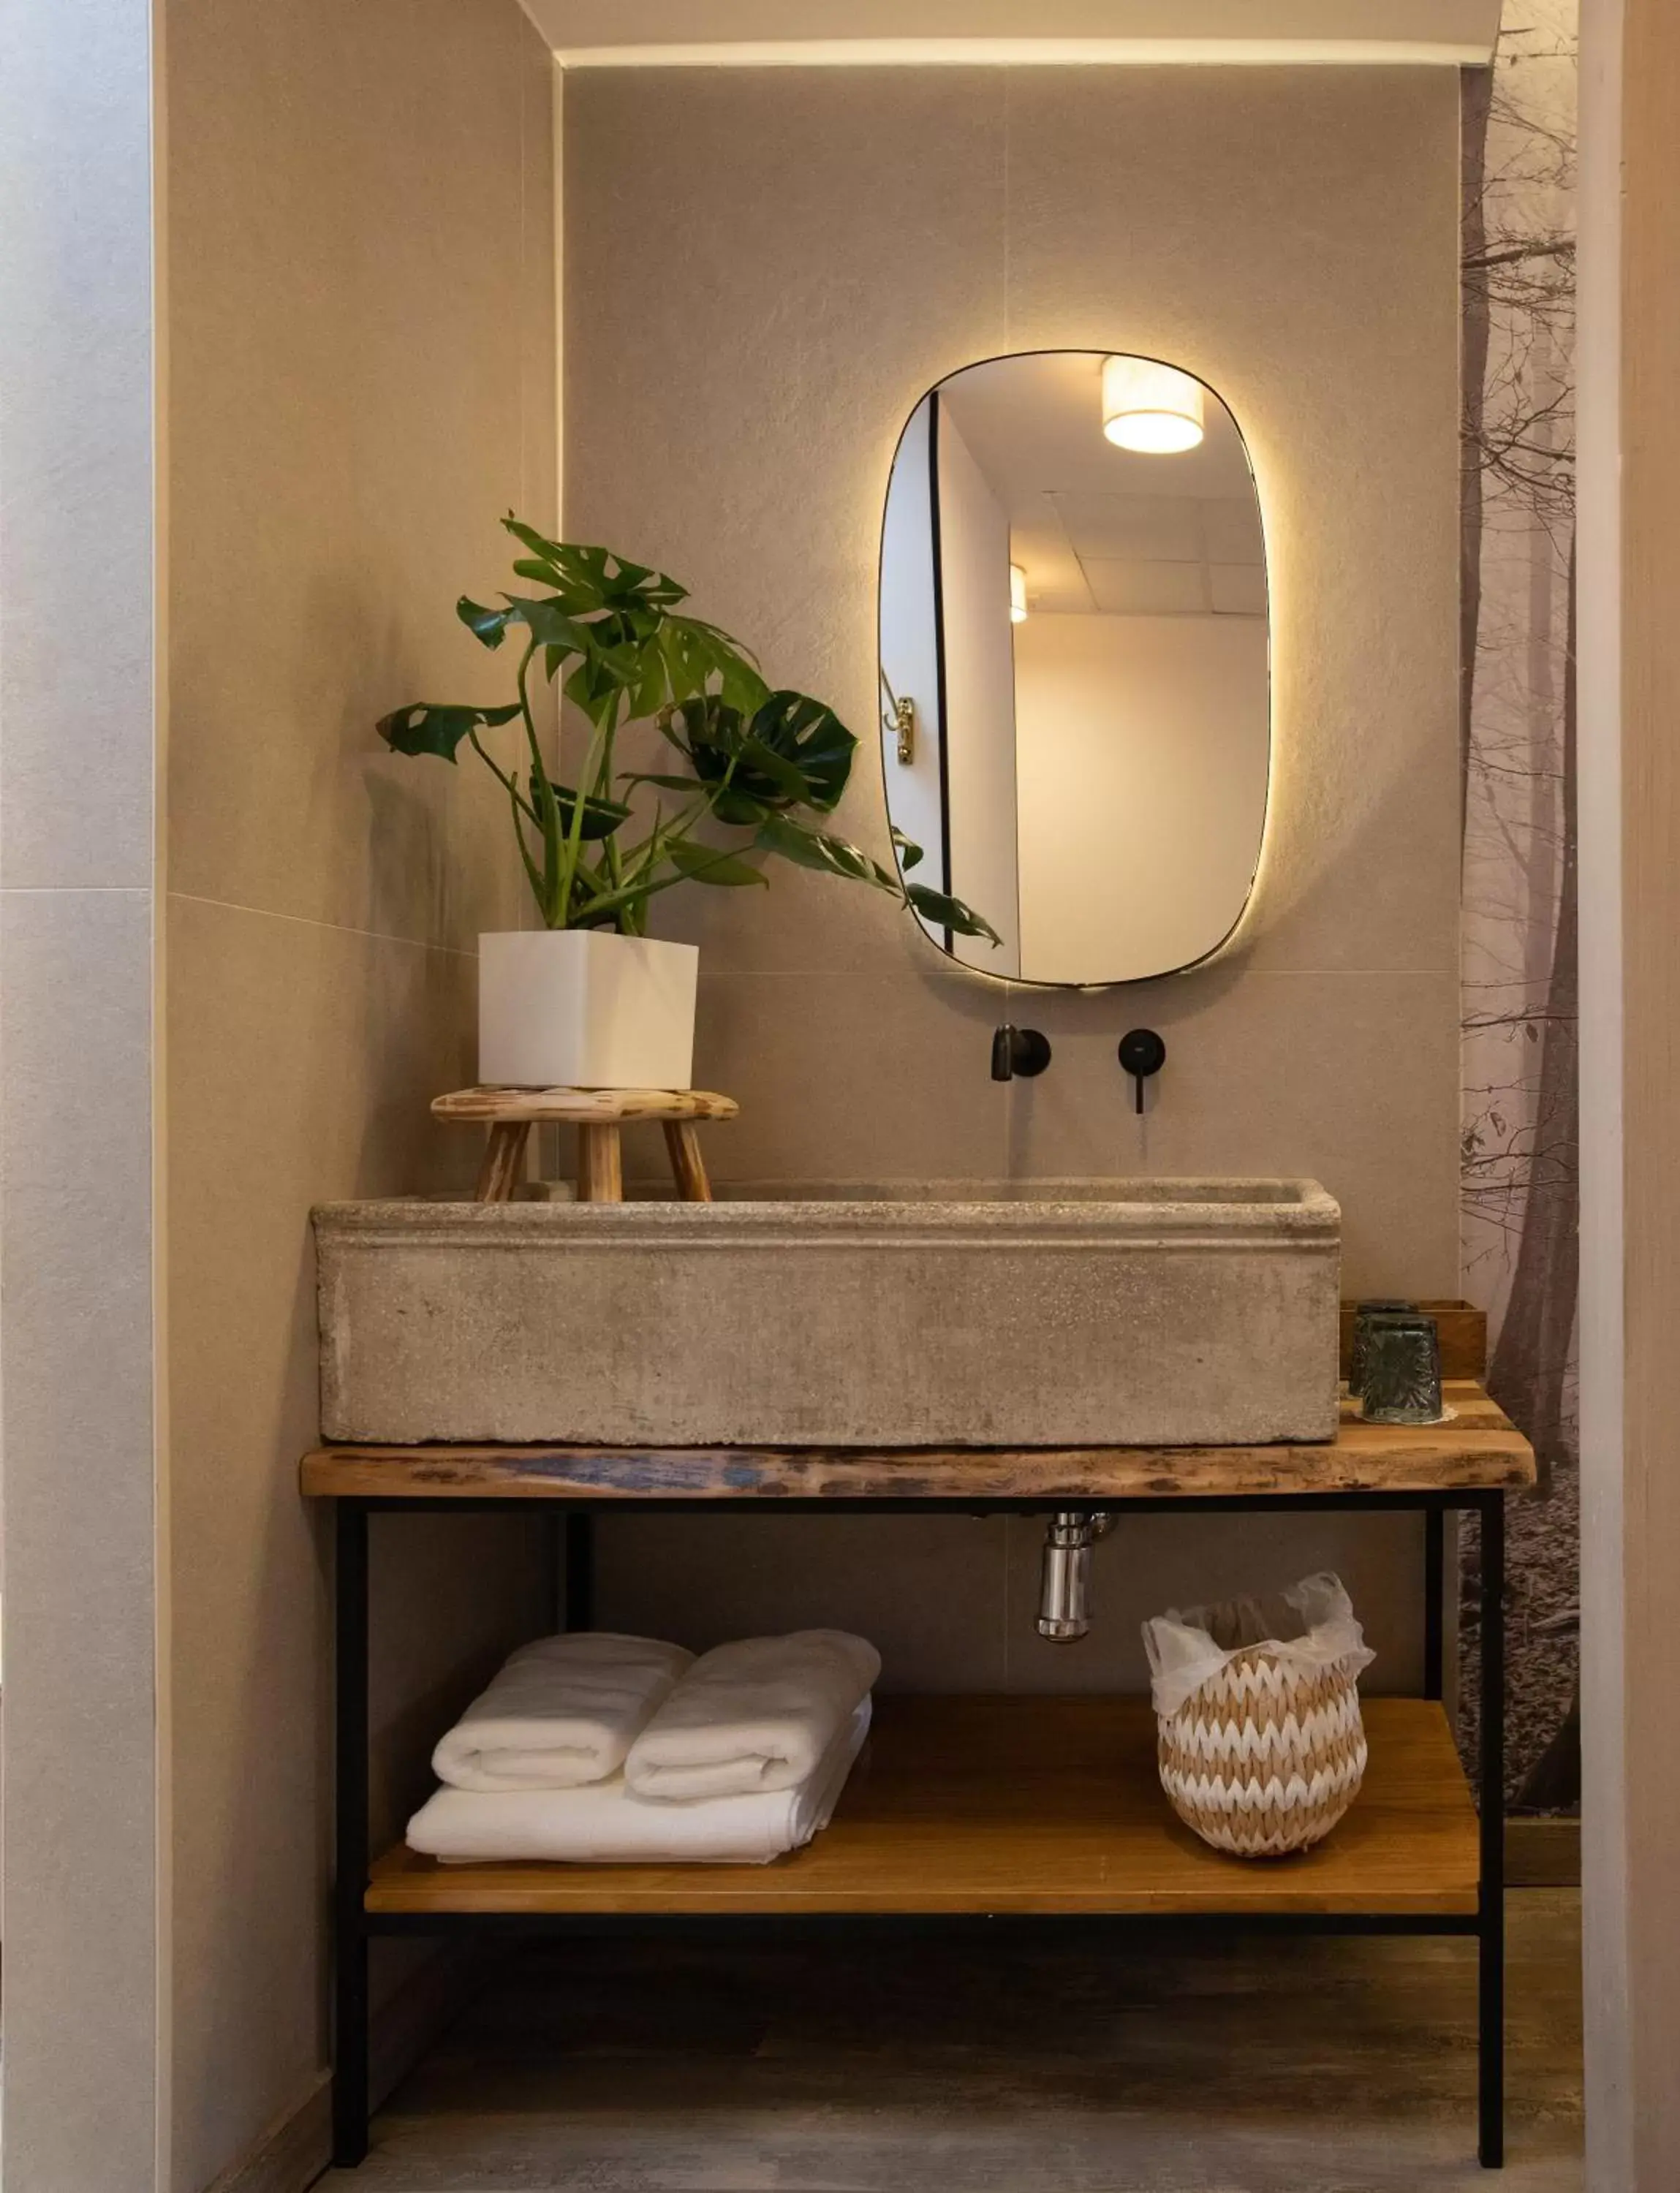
[
  {"x1": 1349, "y1": 1300, "x2": 1418, "y2": 1397},
  {"x1": 1359, "y1": 1317, "x2": 1445, "y2": 1425}
]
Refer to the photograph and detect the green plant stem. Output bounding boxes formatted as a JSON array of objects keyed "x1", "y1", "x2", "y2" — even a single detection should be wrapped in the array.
[
  {"x1": 467, "y1": 729, "x2": 540, "y2": 825},
  {"x1": 605, "y1": 795, "x2": 709, "y2": 890},
  {"x1": 565, "y1": 843, "x2": 763, "y2": 928},
  {"x1": 512, "y1": 639, "x2": 568, "y2": 926},
  {"x1": 564, "y1": 750, "x2": 753, "y2": 931},
  {"x1": 555, "y1": 715, "x2": 608, "y2": 928},
  {"x1": 518, "y1": 636, "x2": 607, "y2": 931},
  {"x1": 502, "y1": 775, "x2": 546, "y2": 908},
  {"x1": 597, "y1": 704, "x2": 624, "y2": 906},
  {"x1": 512, "y1": 638, "x2": 549, "y2": 792},
  {"x1": 467, "y1": 717, "x2": 548, "y2": 908}
]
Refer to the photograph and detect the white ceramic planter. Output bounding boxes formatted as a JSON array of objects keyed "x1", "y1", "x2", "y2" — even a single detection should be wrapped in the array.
[{"x1": 477, "y1": 931, "x2": 698, "y2": 1089}]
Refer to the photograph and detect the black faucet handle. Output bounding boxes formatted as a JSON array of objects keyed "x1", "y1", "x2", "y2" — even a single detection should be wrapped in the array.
[
  {"x1": 1117, "y1": 1028, "x2": 1166, "y2": 1113},
  {"x1": 991, "y1": 1026, "x2": 1052, "y2": 1082}
]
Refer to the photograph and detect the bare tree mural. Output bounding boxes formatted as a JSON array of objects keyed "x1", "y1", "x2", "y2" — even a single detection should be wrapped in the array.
[{"x1": 1458, "y1": 0, "x2": 1579, "y2": 1808}]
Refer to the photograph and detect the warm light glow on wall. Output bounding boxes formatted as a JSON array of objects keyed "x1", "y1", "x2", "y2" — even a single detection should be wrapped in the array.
[
  {"x1": 1101, "y1": 356, "x2": 1206, "y2": 453},
  {"x1": 1010, "y1": 564, "x2": 1028, "y2": 623}
]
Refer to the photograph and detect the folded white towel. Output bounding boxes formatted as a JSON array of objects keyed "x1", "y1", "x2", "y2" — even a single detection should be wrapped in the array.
[
  {"x1": 407, "y1": 1700, "x2": 871, "y2": 1866},
  {"x1": 431, "y1": 1632, "x2": 693, "y2": 1793},
  {"x1": 624, "y1": 1629, "x2": 882, "y2": 1802}
]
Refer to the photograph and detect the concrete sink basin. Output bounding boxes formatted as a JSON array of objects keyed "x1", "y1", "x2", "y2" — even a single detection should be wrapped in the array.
[{"x1": 314, "y1": 1178, "x2": 1340, "y2": 1449}]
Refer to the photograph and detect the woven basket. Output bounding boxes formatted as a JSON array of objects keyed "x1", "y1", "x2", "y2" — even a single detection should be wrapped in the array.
[{"x1": 1157, "y1": 1646, "x2": 1368, "y2": 1858}]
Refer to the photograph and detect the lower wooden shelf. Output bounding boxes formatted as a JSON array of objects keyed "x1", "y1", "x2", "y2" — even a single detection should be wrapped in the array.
[{"x1": 368, "y1": 1694, "x2": 1480, "y2": 1919}]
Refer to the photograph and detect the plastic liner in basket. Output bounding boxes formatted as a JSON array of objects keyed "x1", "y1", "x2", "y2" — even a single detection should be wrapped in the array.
[{"x1": 1141, "y1": 1572, "x2": 1376, "y2": 1858}]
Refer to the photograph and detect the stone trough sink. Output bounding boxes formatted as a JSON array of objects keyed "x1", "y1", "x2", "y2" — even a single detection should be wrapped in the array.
[{"x1": 314, "y1": 1179, "x2": 1341, "y2": 1450}]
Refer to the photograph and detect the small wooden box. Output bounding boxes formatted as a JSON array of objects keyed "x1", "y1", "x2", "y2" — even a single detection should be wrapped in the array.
[{"x1": 1339, "y1": 1299, "x2": 1487, "y2": 1384}]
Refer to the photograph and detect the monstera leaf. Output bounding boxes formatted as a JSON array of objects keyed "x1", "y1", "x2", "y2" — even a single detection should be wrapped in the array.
[
  {"x1": 459, "y1": 526, "x2": 771, "y2": 733},
  {"x1": 655, "y1": 691, "x2": 856, "y2": 824},
  {"x1": 657, "y1": 616, "x2": 771, "y2": 713},
  {"x1": 746, "y1": 691, "x2": 855, "y2": 812},
  {"x1": 549, "y1": 784, "x2": 632, "y2": 840},
  {"x1": 755, "y1": 816, "x2": 1002, "y2": 945},
  {"x1": 500, "y1": 523, "x2": 687, "y2": 621},
  {"x1": 463, "y1": 594, "x2": 601, "y2": 654},
  {"x1": 665, "y1": 838, "x2": 768, "y2": 887},
  {"x1": 459, "y1": 529, "x2": 699, "y2": 698},
  {"x1": 563, "y1": 640, "x2": 655, "y2": 731},
  {"x1": 905, "y1": 882, "x2": 1002, "y2": 944},
  {"x1": 753, "y1": 814, "x2": 896, "y2": 888},
  {"x1": 377, "y1": 700, "x2": 523, "y2": 761}
]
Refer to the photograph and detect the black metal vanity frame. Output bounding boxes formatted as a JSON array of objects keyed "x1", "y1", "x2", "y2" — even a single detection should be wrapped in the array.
[{"x1": 325, "y1": 1484, "x2": 1506, "y2": 2172}]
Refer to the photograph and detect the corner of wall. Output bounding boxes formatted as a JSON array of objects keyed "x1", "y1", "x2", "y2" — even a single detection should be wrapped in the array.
[{"x1": 1575, "y1": 0, "x2": 1630, "y2": 2184}]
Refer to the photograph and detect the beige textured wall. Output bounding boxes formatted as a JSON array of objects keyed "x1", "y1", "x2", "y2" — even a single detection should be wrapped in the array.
[
  {"x1": 164, "y1": 4, "x2": 556, "y2": 2185},
  {"x1": 565, "y1": 66, "x2": 1461, "y2": 1692},
  {"x1": 1616, "y1": 0, "x2": 1680, "y2": 2175},
  {"x1": 0, "y1": 2, "x2": 162, "y2": 2183}
]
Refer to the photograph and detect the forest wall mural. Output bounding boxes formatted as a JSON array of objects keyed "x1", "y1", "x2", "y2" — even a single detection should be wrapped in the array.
[{"x1": 1458, "y1": 0, "x2": 1578, "y2": 1810}]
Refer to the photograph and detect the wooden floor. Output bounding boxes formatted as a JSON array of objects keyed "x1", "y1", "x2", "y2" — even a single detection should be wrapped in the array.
[
  {"x1": 371, "y1": 1696, "x2": 1479, "y2": 1917},
  {"x1": 319, "y1": 1890, "x2": 1582, "y2": 2192}
]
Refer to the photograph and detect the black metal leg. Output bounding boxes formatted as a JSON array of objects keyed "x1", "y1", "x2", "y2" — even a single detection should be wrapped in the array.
[
  {"x1": 1477, "y1": 1492, "x2": 1505, "y2": 2169},
  {"x1": 548, "y1": 1510, "x2": 567, "y2": 1631},
  {"x1": 1424, "y1": 1504, "x2": 1445, "y2": 1700},
  {"x1": 565, "y1": 1510, "x2": 596, "y2": 1632},
  {"x1": 333, "y1": 1501, "x2": 371, "y2": 2168}
]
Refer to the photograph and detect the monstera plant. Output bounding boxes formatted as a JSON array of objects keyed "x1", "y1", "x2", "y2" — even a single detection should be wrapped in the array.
[
  {"x1": 379, "y1": 516, "x2": 995, "y2": 943},
  {"x1": 379, "y1": 518, "x2": 996, "y2": 1091}
]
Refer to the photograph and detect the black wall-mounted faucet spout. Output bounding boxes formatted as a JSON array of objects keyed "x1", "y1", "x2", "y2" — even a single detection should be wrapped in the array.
[
  {"x1": 991, "y1": 1026, "x2": 1052, "y2": 1082},
  {"x1": 1118, "y1": 1028, "x2": 1166, "y2": 1113}
]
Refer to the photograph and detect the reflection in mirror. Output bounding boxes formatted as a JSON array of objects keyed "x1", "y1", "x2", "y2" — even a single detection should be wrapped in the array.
[{"x1": 879, "y1": 352, "x2": 1269, "y2": 986}]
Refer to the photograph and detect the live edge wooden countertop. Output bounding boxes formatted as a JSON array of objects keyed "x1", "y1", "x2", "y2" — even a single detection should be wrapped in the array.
[{"x1": 301, "y1": 1382, "x2": 1534, "y2": 1501}]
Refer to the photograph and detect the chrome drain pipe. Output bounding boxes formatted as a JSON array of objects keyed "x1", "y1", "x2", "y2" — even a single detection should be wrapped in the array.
[{"x1": 1036, "y1": 1510, "x2": 1115, "y2": 1640}]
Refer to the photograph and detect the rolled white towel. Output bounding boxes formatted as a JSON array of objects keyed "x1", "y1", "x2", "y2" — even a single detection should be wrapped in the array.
[
  {"x1": 408, "y1": 1700, "x2": 871, "y2": 1866},
  {"x1": 624, "y1": 1629, "x2": 881, "y2": 1802},
  {"x1": 431, "y1": 1632, "x2": 692, "y2": 1792}
]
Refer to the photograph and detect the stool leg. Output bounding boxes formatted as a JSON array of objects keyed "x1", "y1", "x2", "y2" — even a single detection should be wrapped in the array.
[
  {"x1": 577, "y1": 1122, "x2": 624, "y2": 1202},
  {"x1": 662, "y1": 1120, "x2": 713, "y2": 1202},
  {"x1": 476, "y1": 1121, "x2": 530, "y2": 1202}
]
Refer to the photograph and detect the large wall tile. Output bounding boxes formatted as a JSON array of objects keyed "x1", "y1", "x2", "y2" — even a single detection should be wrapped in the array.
[
  {"x1": 0, "y1": 887, "x2": 157, "y2": 2190},
  {"x1": 564, "y1": 68, "x2": 1007, "y2": 981},
  {"x1": 0, "y1": 1, "x2": 156, "y2": 894},
  {"x1": 166, "y1": 0, "x2": 557, "y2": 953},
  {"x1": 689, "y1": 968, "x2": 1010, "y2": 1183},
  {"x1": 163, "y1": 5, "x2": 559, "y2": 2184},
  {"x1": 999, "y1": 969, "x2": 1462, "y2": 1295},
  {"x1": 1, "y1": 5, "x2": 162, "y2": 2181},
  {"x1": 164, "y1": 891, "x2": 550, "y2": 2191}
]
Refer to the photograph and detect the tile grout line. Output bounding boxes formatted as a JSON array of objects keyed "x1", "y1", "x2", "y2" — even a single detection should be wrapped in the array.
[{"x1": 164, "y1": 890, "x2": 479, "y2": 960}]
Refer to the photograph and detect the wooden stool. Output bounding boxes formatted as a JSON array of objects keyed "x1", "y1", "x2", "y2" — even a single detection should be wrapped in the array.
[{"x1": 431, "y1": 1086, "x2": 739, "y2": 1203}]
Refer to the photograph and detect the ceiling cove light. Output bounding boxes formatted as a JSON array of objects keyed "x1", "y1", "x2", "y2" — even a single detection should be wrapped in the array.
[
  {"x1": 1101, "y1": 356, "x2": 1206, "y2": 454},
  {"x1": 1010, "y1": 564, "x2": 1028, "y2": 624}
]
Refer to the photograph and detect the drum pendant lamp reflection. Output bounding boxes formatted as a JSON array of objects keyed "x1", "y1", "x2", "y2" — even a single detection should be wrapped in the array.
[{"x1": 1101, "y1": 356, "x2": 1206, "y2": 454}]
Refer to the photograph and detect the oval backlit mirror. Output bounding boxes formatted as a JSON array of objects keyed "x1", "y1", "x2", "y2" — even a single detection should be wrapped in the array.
[{"x1": 878, "y1": 350, "x2": 1269, "y2": 985}]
